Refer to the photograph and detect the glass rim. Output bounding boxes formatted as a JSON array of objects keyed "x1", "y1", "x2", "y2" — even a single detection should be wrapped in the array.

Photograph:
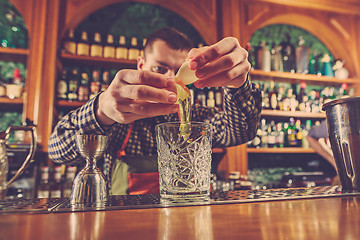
[{"x1": 155, "y1": 121, "x2": 211, "y2": 129}]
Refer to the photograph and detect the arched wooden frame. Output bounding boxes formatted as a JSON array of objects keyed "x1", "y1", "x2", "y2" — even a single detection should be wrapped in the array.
[
  {"x1": 246, "y1": 13, "x2": 356, "y2": 77},
  {"x1": 63, "y1": 0, "x2": 218, "y2": 45}
]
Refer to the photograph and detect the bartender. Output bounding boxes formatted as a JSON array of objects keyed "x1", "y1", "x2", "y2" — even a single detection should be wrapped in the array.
[{"x1": 48, "y1": 27, "x2": 262, "y2": 195}]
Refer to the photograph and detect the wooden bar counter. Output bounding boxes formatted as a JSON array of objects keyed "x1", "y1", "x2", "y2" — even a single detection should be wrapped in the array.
[{"x1": 1, "y1": 195, "x2": 359, "y2": 240}]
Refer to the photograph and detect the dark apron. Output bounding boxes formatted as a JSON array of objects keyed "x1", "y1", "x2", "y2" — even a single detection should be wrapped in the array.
[{"x1": 111, "y1": 155, "x2": 159, "y2": 195}]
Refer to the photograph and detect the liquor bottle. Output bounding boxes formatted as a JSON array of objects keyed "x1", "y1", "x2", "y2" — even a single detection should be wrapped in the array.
[
  {"x1": 77, "y1": 31, "x2": 90, "y2": 56},
  {"x1": 267, "y1": 121, "x2": 276, "y2": 148},
  {"x1": 245, "y1": 42, "x2": 256, "y2": 70},
  {"x1": 103, "y1": 34, "x2": 116, "y2": 58},
  {"x1": 295, "y1": 119, "x2": 303, "y2": 147},
  {"x1": 89, "y1": 69, "x2": 101, "y2": 99},
  {"x1": 287, "y1": 118, "x2": 297, "y2": 147},
  {"x1": 268, "y1": 80, "x2": 278, "y2": 110},
  {"x1": 57, "y1": 69, "x2": 68, "y2": 100},
  {"x1": 116, "y1": 35, "x2": 128, "y2": 60},
  {"x1": 280, "y1": 33, "x2": 296, "y2": 73},
  {"x1": 309, "y1": 90, "x2": 320, "y2": 113},
  {"x1": 261, "y1": 82, "x2": 270, "y2": 109},
  {"x1": 251, "y1": 126, "x2": 262, "y2": 149},
  {"x1": 302, "y1": 120, "x2": 312, "y2": 148},
  {"x1": 295, "y1": 36, "x2": 310, "y2": 74},
  {"x1": 275, "y1": 122, "x2": 285, "y2": 148},
  {"x1": 207, "y1": 88, "x2": 215, "y2": 107},
  {"x1": 196, "y1": 88, "x2": 207, "y2": 107},
  {"x1": 270, "y1": 43, "x2": 283, "y2": 72},
  {"x1": 62, "y1": 29, "x2": 76, "y2": 55},
  {"x1": 50, "y1": 166, "x2": 62, "y2": 198},
  {"x1": 297, "y1": 81, "x2": 307, "y2": 111},
  {"x1": 260, "y1": 118, "x2": 268, "y2": 148},
  {"x1": 249, "y1": 120, "x2": 261, "y2": 148},
  {"x1": 214, "y1": 87, "x2": 223, "y2": 108},
  {"x1": 101, "y1": 70, "x2": 110, "y2": 91},
  {"x1": 140, "y1": 38, "x2": 147, "y2": 58},
  {"x1": 128, "y1": 37, "x2": 140, "y2": 60},
  {"x1": 277, "y1": 86, "x2": 285, "y2": 111},
  {"x1": 283, "y1": 122, "x2": 289, "y2": 147},
  {"x1": 308, "y1": 49, "x2": 322, "y2": 76},
  {"x1": 285, "y1": 85, "x2": 299, "y2": 112},
  {"x1": 67, "y1": 68, "x2": 79, "y2": 101},
  {"x1": 78, "y1": 71, "x2": 89, "y2": 101},
  {"x1": 62, "y1": 166, "x2": 77, "y2": 198},
  {"x1": 321, "y1": 53, "x2": 334, "y2": 77},
  {"x1": 90, "y1": 32, "x2": 103, "y2": 57},
  {"x1": 255, "y1": 41, "x2": 271, "y2": 72},
  {"x1": 37, "y1": 166, "x2": 50, "y2": 198}
]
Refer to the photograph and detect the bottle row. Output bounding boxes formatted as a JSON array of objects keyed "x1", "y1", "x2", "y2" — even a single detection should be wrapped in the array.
[
  {"x1": 247, "y1": 35, "x2": 349, "y2": 79},
  {"x1": 248, "y1": 118, "x2": 318, "y2": 149},
  {"x1": 57, "y1": 67, "x2": 117, "y2": 102},
  {"x1": 189, "y1": 85, "x2": 223, "y2": 108},
  {"x1": 37, "y1": 165, "x2": 78, "y2": 198},
  {"x1": 255, "y1": 80, "x2": 353, "y2": 113},
  {"x1": 61, "y1": 30, "x2": 145, "y2": 61}
]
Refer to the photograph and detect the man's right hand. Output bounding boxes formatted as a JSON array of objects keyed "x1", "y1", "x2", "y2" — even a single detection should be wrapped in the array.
[{"x1": 96, "y1": 69, "x2": 179, "y2": 125}]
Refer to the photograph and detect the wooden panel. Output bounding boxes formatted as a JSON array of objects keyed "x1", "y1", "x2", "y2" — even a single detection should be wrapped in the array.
[
  {"x1": 247, "y1": 147, "x2": 316, "y2": 153},
  {"x1": 218, "y1": 144, "x2": 248, "y2": 176},
  {"x1": 24, "y1": 0, "x2": 49, "y2": 129},
  {"x1": 62, "y1": 0, "x2": 218, "y2": 44},
  {"x1": 39, "y1": 0, "x2": 62, "y2": 151},
  {"x1": 256, "y1": 0, "x2": 360, "y2": 15},
  {"x1": 240, "y1": 2, "x2": 358, "y2": 77},
  {"x1": 261, "y1": 109, "x2": 326, "y2": 119},
  {"x1": 250, "y1": 69, "x2": 359, "y2": 86}
]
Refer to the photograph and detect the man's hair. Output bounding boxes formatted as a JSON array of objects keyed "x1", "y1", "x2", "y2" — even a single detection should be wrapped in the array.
[{"x1": 144, "y1": 27, "x2": 193, "y2": 59}]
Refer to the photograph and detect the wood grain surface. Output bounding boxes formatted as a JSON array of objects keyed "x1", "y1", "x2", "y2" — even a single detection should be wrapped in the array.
[{"x1": 1, "y1": 196, "x2": 359, "y2": 240}]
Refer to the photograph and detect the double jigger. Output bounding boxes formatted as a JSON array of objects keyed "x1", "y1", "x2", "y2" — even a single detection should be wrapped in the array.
[{"x1": 70, "y1": 135, "x2": 109, "y2": 206}]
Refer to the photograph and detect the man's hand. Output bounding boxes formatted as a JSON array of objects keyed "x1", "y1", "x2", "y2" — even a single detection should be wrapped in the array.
[
  {"x1": 96, "y1": 70, "x2": 178, "y2": 125},
  {"x1": 188, "y1": 37, "x2": 250, "y2": 89}
]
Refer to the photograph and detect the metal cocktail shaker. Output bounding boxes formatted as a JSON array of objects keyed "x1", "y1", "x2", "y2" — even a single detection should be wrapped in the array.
[{"x1": 323, "y1": 97, "x2": 360, "y2": 190}]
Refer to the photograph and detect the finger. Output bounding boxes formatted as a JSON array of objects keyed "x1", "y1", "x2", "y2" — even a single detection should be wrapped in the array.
[
  {"x1": 194, "y1": 60, "x2": 250, "y2": 88},
  {"x1": 195, "y1": 48, "x2": 248, "y2": 79},
  {"x1": 112, "y1": 102, "x2": 179, "y2": 124},
  {"x1": 115, "y1": 100, "x2": 179, "y2": 116},
  {"x1": 117, "y1": 84, "x2": 178, "y2": 104},
  {"x1": 187, "y1": 47, "x2": 207, "y2": 61},
  {"x1": 189, "y1": 37, "x2": 240, "y2": 70}
]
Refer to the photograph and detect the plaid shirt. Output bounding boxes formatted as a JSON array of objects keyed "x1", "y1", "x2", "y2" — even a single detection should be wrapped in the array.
[{"x1": 48, "y1": 77, "x2": 262, "y2": 182}]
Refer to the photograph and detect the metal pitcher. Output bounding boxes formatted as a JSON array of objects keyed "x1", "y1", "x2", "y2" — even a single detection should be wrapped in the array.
[
  {"x1": 0, "y1": 126, "x2": 37, "y2": 200},
  {"x1": 322, "y1": 97, "x2": 360, "y2": 190}
]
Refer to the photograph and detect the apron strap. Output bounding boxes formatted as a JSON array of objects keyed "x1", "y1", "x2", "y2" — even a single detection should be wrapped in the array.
[{"x1": 117, "y1": 122, "x2": 134, "y2": 158}]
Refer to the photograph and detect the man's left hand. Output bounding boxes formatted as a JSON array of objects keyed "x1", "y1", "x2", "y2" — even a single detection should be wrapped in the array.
[{"x1": 188, "y1": 37, "x2": 250, "y2": 89}]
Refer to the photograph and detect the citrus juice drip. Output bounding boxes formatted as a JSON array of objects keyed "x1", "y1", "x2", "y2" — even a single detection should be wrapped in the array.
[
  {"x1": 175, "y1": 60, "x2": 198, "y2": 141},
  {"x1": 175, "y1": 78, "x2": 192, "y2": 140}
]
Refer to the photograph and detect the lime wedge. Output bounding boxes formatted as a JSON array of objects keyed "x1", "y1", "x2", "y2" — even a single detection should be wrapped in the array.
[{"x1": 175, "y1": 61, "x2": 197, "y2": 85}]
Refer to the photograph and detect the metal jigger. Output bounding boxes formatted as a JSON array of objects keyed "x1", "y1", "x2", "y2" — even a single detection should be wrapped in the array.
[{"x1": 70, "y1": 135, "x2": 109, "y2": 206}]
